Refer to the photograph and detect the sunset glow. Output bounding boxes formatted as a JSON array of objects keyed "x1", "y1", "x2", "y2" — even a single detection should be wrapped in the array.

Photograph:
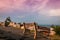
[{"x1": 0, "y1": 0, "x2": 60, "y2": 25}]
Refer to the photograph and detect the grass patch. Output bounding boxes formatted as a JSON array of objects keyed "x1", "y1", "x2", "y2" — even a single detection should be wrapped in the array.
[{"x1": 51, "y1": 35, "x2": 60, "y2": 40}]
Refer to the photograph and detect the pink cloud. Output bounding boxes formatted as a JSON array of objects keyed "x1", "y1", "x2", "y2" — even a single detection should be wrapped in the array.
[
  {"x1": 0, "y1": 0, "x2": 26, "y2": 12},
  {"x1": 24, "y1": 0, "x2": 49, "y2": 11},
  {"x1": 0, "y1": 0, "x2": 60, "y2": 13},
  {"x1": 0, "y1": 0, "x2": 49, "y2": 10},
  {"x1": 46, "y1": 0, "x2": 60, "y2": 9}
]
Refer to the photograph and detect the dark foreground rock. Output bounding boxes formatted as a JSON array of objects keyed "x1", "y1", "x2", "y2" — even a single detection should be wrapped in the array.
[{"x1": 0, "y1": 26, "x2": 50, "y2": 40}]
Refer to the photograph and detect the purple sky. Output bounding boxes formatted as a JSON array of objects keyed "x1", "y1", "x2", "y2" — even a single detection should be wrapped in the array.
[{"x1": 0, "y1": 0, "x2": 60, "y2": 25}]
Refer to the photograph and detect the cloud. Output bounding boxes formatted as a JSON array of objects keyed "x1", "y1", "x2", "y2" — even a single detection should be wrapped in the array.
[
  {"x1": 46, "y1": 0, "x2": 60, "y2": 9},
  {"x1": 24, "y1": 0, "x2": 49, "y2": 11},
  {"x1": 38, "y1": 9, "x2": 60, "y2": 16},
  {"x1": 0, "y1": 0, "x2": 49, "y2": 12},
  {"x1": 0, "y1": 0, "x2": 60, "y2": 17},
  {"x1": 49, "y1": 9, "x2": 60, "y2": 16},
  {"x1": 0, "y1": 0, "x2": 26, "y2": 11},
  {"x1": 17, "y1": 16, "x2": 25, "y2": 18}
]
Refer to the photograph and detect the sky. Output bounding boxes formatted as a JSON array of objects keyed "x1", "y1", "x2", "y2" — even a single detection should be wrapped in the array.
[{"x1": 0, "y1": 0, "x2": 60, "y2": 25}]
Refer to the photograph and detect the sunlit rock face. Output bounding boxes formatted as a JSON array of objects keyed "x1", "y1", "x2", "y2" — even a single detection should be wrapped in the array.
[{"x1": 50, "y1": 28, "x2": 56, "y2": 36}]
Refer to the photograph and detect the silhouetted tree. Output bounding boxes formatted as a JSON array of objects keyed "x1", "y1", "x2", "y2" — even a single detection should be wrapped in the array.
[
  {"x1": 51, "y1": 25, "x2": 60, "y2": 35},
  {"x1": 55, "y1": 26, "x2": 60, "y2": 35},
  {"x1": 5, "y1": 17, "x2": 11, "y2": 26},
  {"x1": 51, "y1": 24, "x2": 55, "y2": 28}
]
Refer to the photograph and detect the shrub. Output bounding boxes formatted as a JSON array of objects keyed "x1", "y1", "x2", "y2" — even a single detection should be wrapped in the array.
[{"x1": 51, "y1": 25, "x2": 60, "y2": 35}]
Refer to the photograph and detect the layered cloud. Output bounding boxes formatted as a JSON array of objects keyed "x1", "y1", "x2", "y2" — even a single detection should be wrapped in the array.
[
  {"x1": 49, "y1": 9, "x2": 60, "y2": 16},
  {"x1": 38, "y1": 9, "x2": 60, "y2": 16},
  {"x1": 0, "y1": 0, "x2": 60, "y2": 24},
  {"x1": 0, "y1": 0, "x2": 60, "y2": 16},
  {"x1": 24, "y1": 0, "x2": 49, "y2": 10},
  {"x1": 0, "y1": 0, "x2": 49, "y2": 11}
]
